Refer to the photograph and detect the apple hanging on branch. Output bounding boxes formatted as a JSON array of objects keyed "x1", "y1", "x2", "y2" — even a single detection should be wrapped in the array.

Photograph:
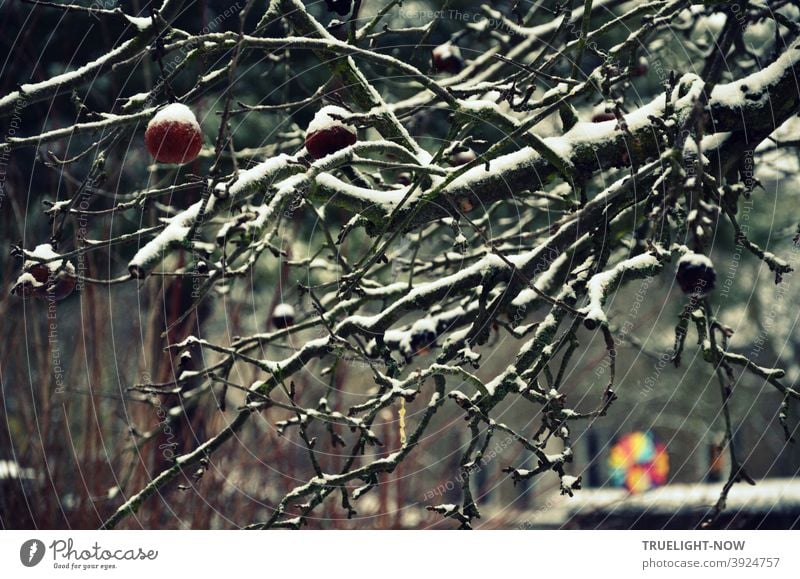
[
  {"x1": 144, "y1": 103, "x2": 204, "y2": 164},
  {"x1": 11, "y1": 244, "x2": 77, "y2": 301},
  {"x1": 272, "y1": 303, "x2": 296, "y2": 329},
  {"x1": 304, "y1": 105, "x2": 357, "y2": 159},
  {"x1": 432, "y1": 42, "x2": 463, "y2": 74},
  {"x1": 676, "y1": 252, "x2": 717, "y2": 296}
]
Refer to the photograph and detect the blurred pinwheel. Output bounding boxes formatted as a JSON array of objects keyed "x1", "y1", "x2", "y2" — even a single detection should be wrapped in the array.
[{"x1": 609, "y1": 431, "x2": 669, "y2": 493}]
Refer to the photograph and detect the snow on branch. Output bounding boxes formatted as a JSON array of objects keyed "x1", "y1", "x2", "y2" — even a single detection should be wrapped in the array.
[{"x1": 0, "y1": 0, "x2": 184, "y2": 117}]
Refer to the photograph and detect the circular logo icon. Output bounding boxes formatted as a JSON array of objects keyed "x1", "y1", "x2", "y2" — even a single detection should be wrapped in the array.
[{"x1": 20, "y1": 539, "x2": 45, "y2": 567}]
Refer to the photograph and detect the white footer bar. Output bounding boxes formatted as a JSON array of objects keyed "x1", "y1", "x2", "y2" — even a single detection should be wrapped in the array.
[{"x1": 1, "y1": 530, "x2": 796, "y2": 577}]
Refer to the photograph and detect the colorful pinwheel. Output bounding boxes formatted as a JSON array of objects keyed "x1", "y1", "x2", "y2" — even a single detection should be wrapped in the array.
[{"x1": 609, "y1": 431, "x2": 669, "y2": 493}]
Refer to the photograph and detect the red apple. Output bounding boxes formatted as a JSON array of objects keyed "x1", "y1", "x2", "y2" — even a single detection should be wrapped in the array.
[
  {"x1": 145, "y1": 103, "x2": 203, "y2": 164},
  {"x1": 432, "y1": 43, "x2": 463, "y2": 74},
  {"x1": 13, "y1": 261, "x2": 76, "y2": 301},
  {"x1": 47, "y1": 271, "x2": 77, "y2": 301},
  {"x1": 305, "y1": 106, "x2": 357, "y2": 159},
  {"x1": 13, "y1": 263, "x2": 49, "y2": 298}
]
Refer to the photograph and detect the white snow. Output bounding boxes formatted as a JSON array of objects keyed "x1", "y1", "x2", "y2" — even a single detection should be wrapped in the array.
[
  {"x1": 710, "y1": 43, "x2": 799, "y2": 107},
  {"x1": 557, "y1": 478, "x2": 800, "y2": 515},
  {"x1": 15, "y1": 272, "x2": 43, "y2": 287},
  {"x1": 316, "y1": 173, "x2": 405, "y2": 209},
  {"x1": 199, "y1": 67, "x2": 229, "y2": 84},
  {"x1": 545, "y1": 448, "x2": 572, "y2": 464},
  {"x1": 561, "y1": 475, "x2": 580, "y2": 488},
  {"x1": 129, "y1": 197, "x2": 216, "y2": 275},
  {"x1": 372, "y1": 304, "x2": 472, "y2": 357},
  {"x1": 438, "y1": 55, "x2": 800, "y2": 200},
  {"x1": 273, "y1": 303, "x2": 296, "y2": 318},
  {"x1": 257, "y1": 336, "x2": 331, "y2": 375},
  {"x1": 432, "y1": 43, "x2": 461, "y2": 62},
  {"x1": 677, "y1": 252, "x2": 714, "y2": 269},
  {"x1": 149, "y1": 103, "x2": 200, "y2": 129},
  {"x1": 24, "y1": 243, "x2": 76, "y2": 275},
  {"x1": 569, "y1": 74, "x2": 704, "y2": 144},
  {"x1": 341, "y1": 234, "x2": 576, "y2": 340},
  {"x1": 511, "y1": 251, "x2": 570, "y2": 308},
  {"x1": 581, "y1": 253, "x2": 660, "y2": 326},
  {"x1": 224, "y1": 154, "x2": 296, "y2": 198},
  {"x1": 46, "y1": 199, "x2": 72, "y2": 215},
  {"x1": 459, "y1": 344, "x2": 481, "y2": 363},
  {"x1": 0, "y1": 459, "x2": 35, "y2": 480},
  {"x1": 442, "y1": 326, "x2": 471, "y2": 351},
  {"x1": 433, "y1": 503, "x2": 459, "y2": 515},
  {"x1": 124, "y1": 14, "x2": 154, "y2": 31},
  {"x1": 0, "y1": 32, "x2": 146, "y2": 114},
  {"x1": 459, "y1": 98, "x2": 505, "y2": 116},
  {"x1": 124, "y1": 92, "x2": 149, "y2": 106},
  {"x1": 381, "y1": 316, "x2": 439, "y2": 357},
  {"x1": 484, "y1": 368, "x2": 515, "y2": 396}
]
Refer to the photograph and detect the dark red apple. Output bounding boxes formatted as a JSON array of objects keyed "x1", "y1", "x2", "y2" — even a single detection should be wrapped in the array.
[
  {"x1": 47, "y1": 272, "x2": 77, "y2": 301},
  {"x1": 272, "y1": 303, "x2": 296, "y2": 329},
  {"x1": 145, "y1": 103, "x2": 203, "y2": 164},
  {"x1": 326, "y1": 19, "x2": 349, "y2": 41},
  {"x1": 591, "y1": 112, "x2": 616, "y2": 123},
  {"x1": 13, "y1": 263, "x2": 49, "y2": 298},
  {"x1": 13, "y1": 262, "x2": 76, "y2": 301},
  {"x1": 632, "y1": 57, "x2": 648, "y2": 77},
  {"x1": 305, "y1": 106, "x2": 357, "y2": 159},
  {"x1": 676, "y1": 252, "x2": 716, "y2": 295}
]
